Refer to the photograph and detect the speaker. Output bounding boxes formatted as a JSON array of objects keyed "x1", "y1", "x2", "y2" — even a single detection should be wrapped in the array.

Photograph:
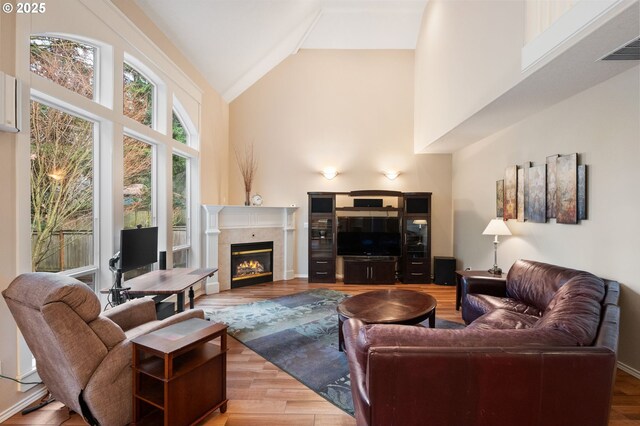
[
  {"x1": 354, "y1": 199, "x2": 383, "y2": 208},
  {"x1": 434, "y1": 256, "x2": 456, "y2": 286},
  {"x1": 406, "y1": 197, "x2": 429, "y2": 214},
  {"x1": 159, "y1": 251, "x2": 167, "y2": 270},
  {"x1": 311, "y1": 197, "x2": 333, "y2": 213}
]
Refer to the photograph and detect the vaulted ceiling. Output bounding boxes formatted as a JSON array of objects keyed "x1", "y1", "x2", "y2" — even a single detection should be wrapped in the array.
[{"x1": 134, "y1": 0, "x2": 427, "y2": 102}]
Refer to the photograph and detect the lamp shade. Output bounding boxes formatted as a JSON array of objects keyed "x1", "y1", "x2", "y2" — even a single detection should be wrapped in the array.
[{"x1": 482, "y1": 219, "x2": 512, "y2": 236}]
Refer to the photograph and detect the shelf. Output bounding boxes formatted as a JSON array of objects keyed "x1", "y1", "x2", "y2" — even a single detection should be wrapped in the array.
[
  {"x1": 336, "y1": 207, "x2": 401, "y2": 212},
  {"x1": 135, "y1": 376, "x2": 164, "y2": 409},
  {"x1": 138, "y1": 342, "x2": 223, "y2": 381}
]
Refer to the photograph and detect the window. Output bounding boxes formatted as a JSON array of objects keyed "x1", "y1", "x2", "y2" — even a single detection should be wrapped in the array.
[
  {"x1": 30, "y1": 100, "x2": 95, "y2": 273},
  {"x1": 123, "y1": 63, "x2": 154, "y2": 127},
  {"x1": 172, "y1": 111, "x2": 187, "y2": 144},
  {"x1": 172, "y1": 154, "x2": 190, "y2": 267},
  {"x1": 123, "y1": 136, "x2": 154, "y2": 229},
  {"x1": 30, "y1": 36, "x2": 95, "y2": 100}
]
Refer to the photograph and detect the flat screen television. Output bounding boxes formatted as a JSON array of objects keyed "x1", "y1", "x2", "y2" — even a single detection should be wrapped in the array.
[
  {"x1": 120, "y1": 226, "x2": 158, "y2": 272},
  {"x1": 337, "y1": 217, "x2": 401, "y2": 257}
]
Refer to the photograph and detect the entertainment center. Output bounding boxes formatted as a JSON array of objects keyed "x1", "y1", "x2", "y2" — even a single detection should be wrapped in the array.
[{"x1": 308, "y1": 191, "x2": 432, "y2": 284}]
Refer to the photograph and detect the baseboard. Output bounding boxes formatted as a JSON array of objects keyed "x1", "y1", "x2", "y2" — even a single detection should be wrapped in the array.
[
  {"x1": 295, "y1": 274, "x2": 308, "y2": 279},
  {"x1": 205, "y1": 281, "x2": 220, "y2": 294},
  {"x1": 0, "y1": 385, "x2": 47, "y2": 423},
  {"x1": 618, "y1": 361, "x2": 640, "y2": 379}
]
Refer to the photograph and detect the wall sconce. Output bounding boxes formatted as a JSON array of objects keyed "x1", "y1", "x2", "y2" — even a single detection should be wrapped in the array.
[
  {"x1": 321, "y1": 167, "x2": 338, "y2": 180},
  {"x1": 384, "y1": 171, "x2": 399, "y2": 180}
]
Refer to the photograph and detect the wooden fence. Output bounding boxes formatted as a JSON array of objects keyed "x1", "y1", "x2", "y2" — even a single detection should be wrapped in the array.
[{"x1": 34, "y1": 227, "x2": 188, "y2": 272}]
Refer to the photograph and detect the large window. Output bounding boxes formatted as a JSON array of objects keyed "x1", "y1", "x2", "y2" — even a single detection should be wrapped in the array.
[
  {"x1": 172, "y1": 154, "x2": 190, "y2": 267},
  {"x1": 123, "y1": 136, "x2": 154, "y2": 229},
  {"x1": 30, "y1": 36, "x2": 96, "y2": 100},
  {"x1": 30, "y1": 100, "x2": 95, "y2": 276},
  {"x1": 123, "y1": 63, "x2": 154, "y2": 127}
]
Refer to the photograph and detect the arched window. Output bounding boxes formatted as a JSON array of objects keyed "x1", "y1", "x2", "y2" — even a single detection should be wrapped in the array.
[{"x1": 123, "y1": 62, "x2": 155, "y2": 127}]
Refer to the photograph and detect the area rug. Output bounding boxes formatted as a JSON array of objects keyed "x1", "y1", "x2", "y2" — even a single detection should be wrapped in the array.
[{"x1": 204, "y1": 288, "x2": 465, "y2": 416}]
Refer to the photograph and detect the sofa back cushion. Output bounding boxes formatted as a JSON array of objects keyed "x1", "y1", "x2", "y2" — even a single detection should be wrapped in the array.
[
  {"x1": 533, "y1": 275, "x2": 604, "y2": 345},
  {"x1": 506, "y1": 260, "x2": 601, "y2": 312}
]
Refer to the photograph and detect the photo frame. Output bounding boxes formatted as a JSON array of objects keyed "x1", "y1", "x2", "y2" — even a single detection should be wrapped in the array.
[
  {"x1": 496, "y1": 180, "x2": 504, "y2": 218},
  {"x1": 578, "y1": 164, "x2": 587, "y2": 220},
  {"x1": 528, "y1": 164, "x2": 546, "y2": 223},
  {"x1": 556, "y1": 153, "x2": 578, "y2": 224},
  {"x1": 504, "y1": 166, "x2": 517, "y2": 220},
  {"x1": 546, "y1": 154, "x2": 558, "y2": 219}
]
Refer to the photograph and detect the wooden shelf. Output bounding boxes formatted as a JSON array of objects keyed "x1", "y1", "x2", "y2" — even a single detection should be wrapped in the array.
[
  {"x1": 137, "y1": 342, "x2": 224, "y2": 380},
  {"x1": 336, "y1": 206, "x2": 401, "y2": 212}
]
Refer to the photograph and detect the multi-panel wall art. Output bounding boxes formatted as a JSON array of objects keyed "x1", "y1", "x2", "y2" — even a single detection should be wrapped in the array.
[{"x1": 495, "y1": 153, "x2": 587, "y2": 224}]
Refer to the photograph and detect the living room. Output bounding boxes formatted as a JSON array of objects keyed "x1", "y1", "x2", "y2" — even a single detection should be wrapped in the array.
[{"x1": 0, "y1": 0, "x2": 638, "y2": 424}]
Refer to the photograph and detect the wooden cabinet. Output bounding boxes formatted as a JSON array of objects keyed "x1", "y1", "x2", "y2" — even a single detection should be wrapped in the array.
[
  {"x1": 401, "y1": 193, "x2": 432, "y2": 283},
  {"x1": 308, "y1": 193, "x2": 336, "y2": 282},
  {"x1": 131, "y1": 318, "x2": 228, "y2": 426},
  {"x1": 343, "y1": 258, "x2": 396, "y2": 284}
]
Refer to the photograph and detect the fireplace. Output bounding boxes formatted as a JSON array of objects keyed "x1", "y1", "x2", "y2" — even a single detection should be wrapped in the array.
[{"x1": 230, "y1": 241, "x2": 274, "y2": 288}]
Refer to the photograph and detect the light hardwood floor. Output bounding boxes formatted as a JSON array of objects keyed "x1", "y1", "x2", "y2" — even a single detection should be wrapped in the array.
[{"x1": 4, "y1": 279, "x2": 640, "y2": 425}]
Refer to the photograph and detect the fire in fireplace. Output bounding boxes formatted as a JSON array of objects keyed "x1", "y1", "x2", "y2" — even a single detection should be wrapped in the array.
[{"x1": 230, "y1": 241, "x2": 273, "y2": 288}]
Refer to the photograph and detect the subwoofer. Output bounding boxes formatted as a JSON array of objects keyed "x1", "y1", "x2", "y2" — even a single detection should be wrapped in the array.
[{"x1": 434, "y1": 256, "x2": 456, "y2": 286}]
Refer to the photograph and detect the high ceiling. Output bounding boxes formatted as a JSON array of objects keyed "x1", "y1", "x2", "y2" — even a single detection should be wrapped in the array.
[{"x1": 134, "y1": 0, "x2": 428, "y2": 102}]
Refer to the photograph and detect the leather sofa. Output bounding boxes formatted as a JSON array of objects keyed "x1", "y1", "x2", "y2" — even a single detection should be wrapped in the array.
[{"x1": 343, "y1": 260, "x2": 620, "y2": 426}]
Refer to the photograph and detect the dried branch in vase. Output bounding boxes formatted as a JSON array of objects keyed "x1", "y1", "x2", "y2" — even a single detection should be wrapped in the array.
[{"x1": 234, "y1": 143, "x2": 258, "y2": 201}]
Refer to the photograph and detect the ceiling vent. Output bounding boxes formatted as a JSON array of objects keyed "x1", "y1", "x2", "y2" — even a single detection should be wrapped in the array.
[{"x1": 601, "y1": 37, "x2": 640, "y2": 60}]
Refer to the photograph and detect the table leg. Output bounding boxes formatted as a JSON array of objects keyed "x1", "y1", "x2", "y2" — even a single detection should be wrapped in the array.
[
  {"x1": 189, "y1": 286, "x2": 195, "y2": 309},
  {"x1": 455, "y1": 275, "x2": 461, "y2": 311},
  {"x1": 429, "y1": 308, "x2": 436, "y2": 328},
  {"x1": 177, "y1": 292, "x2": 185, "y2": 313}
]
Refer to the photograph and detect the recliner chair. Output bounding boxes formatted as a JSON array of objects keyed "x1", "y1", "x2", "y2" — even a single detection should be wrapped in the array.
[{"x1": 2, "y1": 272, "x2": 205, "y2": 426}]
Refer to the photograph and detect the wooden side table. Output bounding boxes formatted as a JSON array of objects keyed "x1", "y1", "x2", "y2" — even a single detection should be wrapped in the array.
[
  {"x1": 455, "y1": 270, "x2": 506, "y2": 311},
  {"x1": 131, "y1": 318, "x2": 228, "y2": 425}
]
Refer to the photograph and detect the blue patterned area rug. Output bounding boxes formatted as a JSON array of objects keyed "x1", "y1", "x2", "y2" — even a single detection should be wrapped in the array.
[{"x1": 204, "y1": 288, "x2": 464, "y2": 416}]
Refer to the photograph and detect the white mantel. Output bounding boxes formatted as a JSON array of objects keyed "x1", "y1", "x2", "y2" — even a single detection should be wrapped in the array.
[{"x1": 202, "y1": 205, "x2": 298, "y2": 293}]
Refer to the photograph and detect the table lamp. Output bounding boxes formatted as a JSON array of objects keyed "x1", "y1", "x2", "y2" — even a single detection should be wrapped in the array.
[{"x1": 482, "y1": 219, "x2": 512, "y2": 275}]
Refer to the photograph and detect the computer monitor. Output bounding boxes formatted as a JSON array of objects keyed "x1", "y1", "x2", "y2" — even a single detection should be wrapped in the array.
[{"x1": 120, "y1": 226, "x2": 158, "y2": 272}]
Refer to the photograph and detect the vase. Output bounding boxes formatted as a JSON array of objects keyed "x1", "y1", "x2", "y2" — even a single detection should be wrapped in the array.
[{"x1": 245, "y1": 191, "x2": 250, "y2": 206}]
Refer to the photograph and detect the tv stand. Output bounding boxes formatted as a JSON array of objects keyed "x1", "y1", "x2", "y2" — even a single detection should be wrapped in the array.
[
  {"x1": 343, "y1": 257, "x2": 396, "y2": 284},
  {"x1": 308, "y1": 191, "x2": 432, "y2": 284}
]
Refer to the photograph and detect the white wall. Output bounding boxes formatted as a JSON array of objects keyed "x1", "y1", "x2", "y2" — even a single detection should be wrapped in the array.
[
  {"x1": 229, "y1": 49, "x2": 453, "y2": 275},
  {"x1": 414, "y1": 0, "x2": 524, "y2": 152},
  {"x1": 452, "y1": 66, "x2": 640, "y2": 372}
]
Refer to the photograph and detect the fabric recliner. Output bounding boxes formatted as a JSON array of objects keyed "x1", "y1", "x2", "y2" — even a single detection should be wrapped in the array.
[{"x1": 2, "y1": 272, "x2": 205, "y2": 426}]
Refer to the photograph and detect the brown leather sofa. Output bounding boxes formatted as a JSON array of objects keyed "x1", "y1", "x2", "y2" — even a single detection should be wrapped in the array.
[{"x1": 343, "y1": 260, "x2": 620, "y2": 426}]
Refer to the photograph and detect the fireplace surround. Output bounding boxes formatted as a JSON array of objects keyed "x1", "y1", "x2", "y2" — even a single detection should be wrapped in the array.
[{"x1": 202, "y1": 205, "x2": 298, "y2": 293}]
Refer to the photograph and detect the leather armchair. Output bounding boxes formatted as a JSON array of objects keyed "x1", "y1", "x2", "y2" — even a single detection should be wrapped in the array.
[{"x1": 2, "y1": 272, "x2": 204, "y2": 426}]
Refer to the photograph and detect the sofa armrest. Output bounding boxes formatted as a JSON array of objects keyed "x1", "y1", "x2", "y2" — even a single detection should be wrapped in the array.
[
  {"x1": 461, "y1": 275, "x2": 507, "y2": 299},
  {"x1": 101, "y1": 297, "x2": 156, "y2": 331},
  {"x1": 343, "y1": 319, "x2": 371, "y2": 426}
]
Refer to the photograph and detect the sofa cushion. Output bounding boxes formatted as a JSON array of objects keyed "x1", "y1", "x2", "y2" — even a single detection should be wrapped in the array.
[
  {"x1": 534, "y1": 276, "x2": 604, "y2": 346},
  {"x1": 467, "y1": 309, "x2": 540, "y2": 331},
  {"x1": 506, "y1": 260, "x2": 599, "y2": 312}
]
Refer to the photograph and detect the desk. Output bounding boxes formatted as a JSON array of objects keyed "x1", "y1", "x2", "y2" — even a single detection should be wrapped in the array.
[
  {"x1": 455, "y1": 270, "x2": 505, "y2": 311},
  {"x1": 126, "y1": 268, "x2": 217, "y2": 312}
]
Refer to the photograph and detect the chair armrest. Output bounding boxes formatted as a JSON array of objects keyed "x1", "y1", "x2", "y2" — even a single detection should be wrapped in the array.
[{"x1": 101, "y1": 297, "x2": 156, "y2": 331}]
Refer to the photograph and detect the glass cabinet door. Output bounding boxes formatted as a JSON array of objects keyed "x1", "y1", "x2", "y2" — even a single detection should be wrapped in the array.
[
  {"x1": 405, "y1": 219, "x2": 428, "y2": 259},
  {"x1": 310, "y1": 217, "x2": 333, "y2": 259}
]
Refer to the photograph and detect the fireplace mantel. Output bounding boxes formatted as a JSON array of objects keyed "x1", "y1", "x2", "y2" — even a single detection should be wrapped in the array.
[{"x1": 202, "y1": 205, "x2": 298, "y2": 293}]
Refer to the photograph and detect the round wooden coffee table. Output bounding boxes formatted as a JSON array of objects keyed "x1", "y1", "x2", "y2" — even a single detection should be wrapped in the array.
[{"x1": 337, "y1": 289, "x2": 437, "y2": 351}]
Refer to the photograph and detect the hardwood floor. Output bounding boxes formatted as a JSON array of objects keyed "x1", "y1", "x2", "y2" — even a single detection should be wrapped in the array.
[{"x1": 4, "y1": 279, "x2": 640, "y2": 425}]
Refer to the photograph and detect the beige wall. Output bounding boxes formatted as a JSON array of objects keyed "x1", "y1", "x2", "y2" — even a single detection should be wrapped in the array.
[
  {"x1": 230, "y1": 49, "x2": 453, "y2": 275},
  {"x1": 414, "y1": 0, "x2": 524, "y2": 152},
  {"x1": 0, "y1": 8, "x2": 23, "y2": 413},
  {"x1": 452, "y1": 66, "x2": 640, "y2": 371}
]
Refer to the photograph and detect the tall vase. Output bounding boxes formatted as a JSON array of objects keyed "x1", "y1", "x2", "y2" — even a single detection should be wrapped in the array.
[{"x1": 245, "y1": 190, "x2": 251, "y2": 206}]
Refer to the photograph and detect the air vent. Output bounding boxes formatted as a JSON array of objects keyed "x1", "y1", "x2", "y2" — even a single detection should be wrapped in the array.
[{"x1": 601, "y1": 37, "x2": 640, "y2": 61}]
